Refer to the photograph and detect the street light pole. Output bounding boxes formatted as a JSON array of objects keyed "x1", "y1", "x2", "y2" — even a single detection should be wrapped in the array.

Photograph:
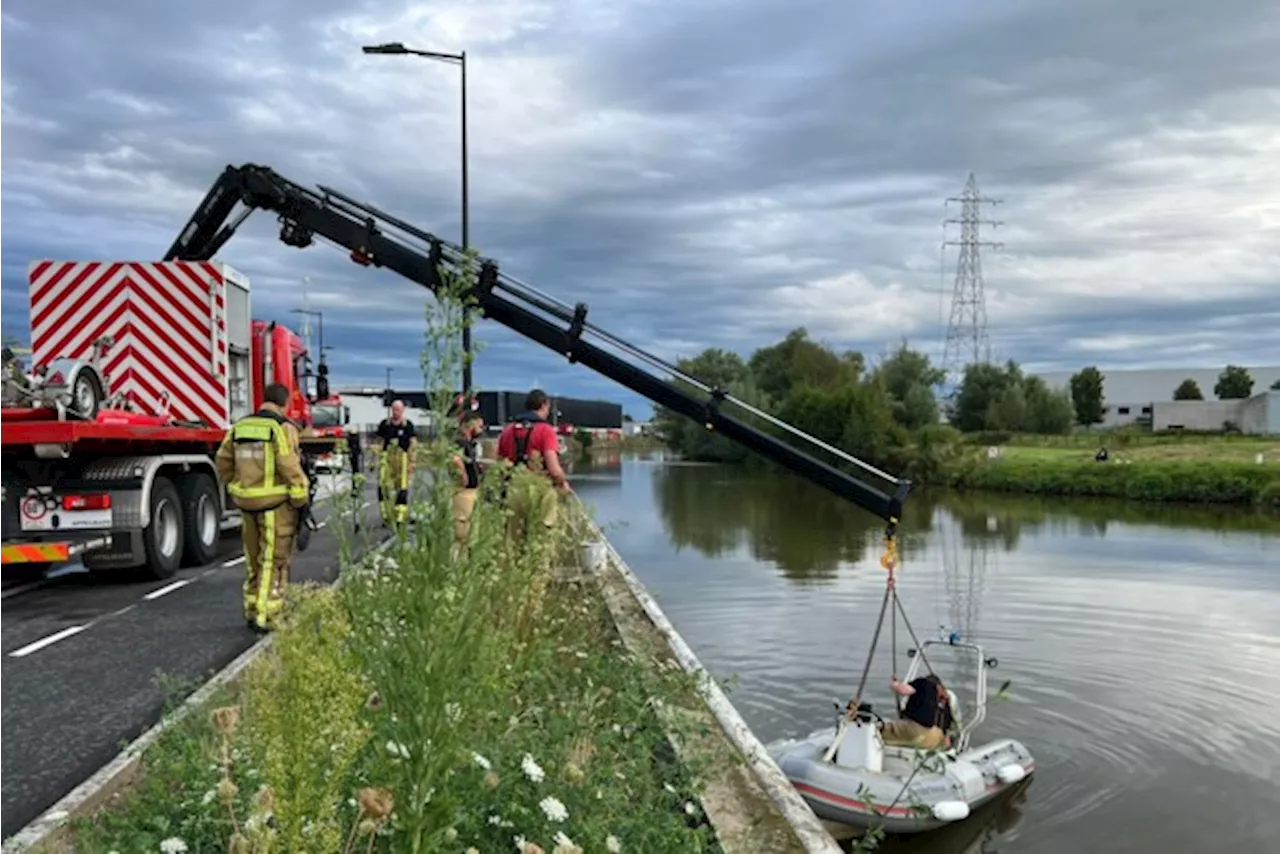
[{"x1": 362, "y1": 41, "x2": 472, "y2": 397}]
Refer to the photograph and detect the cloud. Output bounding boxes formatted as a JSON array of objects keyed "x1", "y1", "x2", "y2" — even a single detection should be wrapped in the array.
[{"x1": 3, "y1": 0, "x2": 1279, "y2": 420}]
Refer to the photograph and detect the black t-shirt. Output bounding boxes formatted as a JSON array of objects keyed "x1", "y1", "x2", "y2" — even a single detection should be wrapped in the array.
[
  {"x1": 904, "y1": 677, "x2": 954, "y2": 731},
  {"x1": 455, "y1": 435, "x2": 480, "y2": 489},
  {"x1": 376, "y1": 419, "x2": 416, "y2": 452}
]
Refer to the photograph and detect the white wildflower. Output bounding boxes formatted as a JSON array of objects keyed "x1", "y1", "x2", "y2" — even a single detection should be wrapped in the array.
[
  {"x1": 472, "y1": 752, "x2": 492, "y2": 770},
  {"x1": 684, "y1": 801, "x2": 697, "y2": 816},
  {"x1": 554, "y1": 831, "x2": 577, "y2": 848},
  {"x1": 201, "y1": 788, "x2": 217, "y2": 806},
  {"x1": 159, "y1": 839, "x2": 189, "y2": 854},
  {"x1": 446, "y1": 702, "x2": 463, "y2": 723},
  {"x1": 489, "y1": 815, "x2": 503, "y2": 826},
  {"x1": 606, "y1": 836, "x2": 622, "y2": 853},
  {"x1": 521, "y1": 753, "x2": 545, "y2": 783},
  {"x1": 445, "y1": 827, "x2": 459, "y2": 841},
  {"x1": 386, "y1": 740, "x2": 410, "y2": 759},
  {"x1": 663, "y1": 783, "x2": 676, "y2": 794},
  {"x1": 539, "y1": 795, "x2": 569, "y2": 822}
]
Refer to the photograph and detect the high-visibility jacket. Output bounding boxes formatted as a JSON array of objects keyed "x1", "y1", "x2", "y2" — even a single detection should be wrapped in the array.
[{"x1": 215, "y1": 403, "x2": 310, "y2": 513}]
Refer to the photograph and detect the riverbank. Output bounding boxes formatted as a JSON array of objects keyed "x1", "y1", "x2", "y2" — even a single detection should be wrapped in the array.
[
  {"x1": 46, "y1": 472, "x2": 831, "y2": 854},
  {"x1": 949, "y1": 436, "x2": 1279, "y2": 507}
]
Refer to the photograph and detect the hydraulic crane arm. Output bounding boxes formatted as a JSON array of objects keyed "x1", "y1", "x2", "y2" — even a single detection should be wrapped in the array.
[{"x1": 165, "y1": 164, "x2": 912, "y2": 526}]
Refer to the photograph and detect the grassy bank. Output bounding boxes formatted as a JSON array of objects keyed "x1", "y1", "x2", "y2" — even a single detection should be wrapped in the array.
[
  {"x1": 949, "y1": 437, "x2": 1280, "y2": 507},
  {"x1": 69, "y1": 457, "x2": 723, "y2": 853}
]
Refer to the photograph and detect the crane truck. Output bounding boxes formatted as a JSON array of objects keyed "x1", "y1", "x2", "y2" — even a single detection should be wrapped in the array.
[
  {"x1": 162, "y1": 163, "x2": 913, "y2": 527},
  {"x1": 3, "y1": 161, "x2": 911, "y2": 583},
  {"x1": 0, "y1": 262, "x2": 347, "y2": 581}
]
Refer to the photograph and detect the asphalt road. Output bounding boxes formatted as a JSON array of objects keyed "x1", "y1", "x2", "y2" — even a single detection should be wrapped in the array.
[{"x1": 0, "y1": 474, "x2": 390, "y2": 839}]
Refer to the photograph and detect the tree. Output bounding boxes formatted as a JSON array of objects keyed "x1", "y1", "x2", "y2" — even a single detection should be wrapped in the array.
[
  {"x1": 747, "y1": 328, "x2": 856, "y2": 402},
  {"x1": 1271, "y1": 378, "x2": 1280, "y2": 391},
  {"x1": 1068, "y1": 366, "x2": 1106, "y2": 426},
  {"x1": 952, "y1": 362, "x2": 1021, "y2": 432},
  {"x1": 1172, "y1": 378, "x2": 1204, "y2": 401},
  {"x1": 1023, "y1": 376, "x2": 1074, "y2": 434},
  {"x1": 869, "y1": 342, "x2": 946, "y2": 430},
  {"x1": 1214, "y1": 365, "x2": 1254, "y2": 399}
]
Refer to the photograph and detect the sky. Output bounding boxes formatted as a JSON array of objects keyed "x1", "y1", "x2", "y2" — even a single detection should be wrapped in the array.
[{"x1": 3, "y1": 0, "x2": 1278, "y2": 420}]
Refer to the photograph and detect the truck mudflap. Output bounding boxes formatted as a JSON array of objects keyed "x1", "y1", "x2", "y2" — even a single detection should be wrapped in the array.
[{"x1": 2, "y1": 542, "x2": 70, "y2": 564}]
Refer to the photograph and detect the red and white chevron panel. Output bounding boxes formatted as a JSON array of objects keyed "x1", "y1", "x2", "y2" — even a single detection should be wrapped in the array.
[{"x1": 28, "y1": 261, "x2": 232, "y2": 429}]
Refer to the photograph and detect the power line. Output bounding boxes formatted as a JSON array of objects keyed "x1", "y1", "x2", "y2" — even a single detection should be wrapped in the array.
[{"x1": 941, "y1": 173, "x2": 1002, "y2": 394}]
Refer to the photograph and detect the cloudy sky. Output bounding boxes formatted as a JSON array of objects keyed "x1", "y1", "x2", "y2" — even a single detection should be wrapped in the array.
[{"x1": 3, "y1": 0, "x2": 1278, "y2": 419}]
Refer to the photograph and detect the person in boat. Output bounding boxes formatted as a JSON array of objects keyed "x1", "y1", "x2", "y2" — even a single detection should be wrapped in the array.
[{"x1": 880, "y1": 674, "x2": 956, "y2": 750}]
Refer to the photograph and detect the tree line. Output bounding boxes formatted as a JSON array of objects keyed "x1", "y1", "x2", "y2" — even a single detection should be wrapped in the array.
[
  {"x1": 655, "y1": 328, "x2": 1077, "y2": 477},
  {"x1": 655, "y1": 329, "x2": 1276, "y2": 471}
]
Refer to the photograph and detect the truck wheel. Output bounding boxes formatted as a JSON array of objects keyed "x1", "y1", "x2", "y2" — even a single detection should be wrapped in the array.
[
  {"x1": 142, "y1": 477, "x2": 184, "y2": 579},
  {"x1": 178, "y1": 473, "x2": 221, "y2": 566}
]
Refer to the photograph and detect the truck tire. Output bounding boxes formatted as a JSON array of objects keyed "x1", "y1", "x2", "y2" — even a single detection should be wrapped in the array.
[
  {"x1": 178, "y1": 473, "x2": 221, "y2": 566},
  {"x1": 142, "y1": 477, "x2": 184, "y2": 579}
]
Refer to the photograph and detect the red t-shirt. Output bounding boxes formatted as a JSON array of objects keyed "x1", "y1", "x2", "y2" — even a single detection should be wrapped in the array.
[{"x1": 497, "y1": 420, "x2": 559, "y2": 465}]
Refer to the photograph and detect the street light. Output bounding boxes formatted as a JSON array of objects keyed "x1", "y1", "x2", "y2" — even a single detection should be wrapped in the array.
[{"x1": 361, "y1": 41, "x2": 473, "y2": 397}]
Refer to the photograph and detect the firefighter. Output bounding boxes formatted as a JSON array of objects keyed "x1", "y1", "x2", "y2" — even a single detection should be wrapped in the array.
[
  {"x1": 451, "y1": 409, "x2": 487, "y2": 554},
  {"x1": 374, "y1": 399, "x2": 417, "y2": 527},
  {"x1": 215, "y1": 382, "x2": 310, "y2": 632},
  {"x1": 496, "y1": 389, "x2": 570, "y2": 544}
]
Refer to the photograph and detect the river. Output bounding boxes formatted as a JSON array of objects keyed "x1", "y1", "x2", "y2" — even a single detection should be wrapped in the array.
[{"x1": 570, "y1": 450, "x2": 1280, "y2": 854}]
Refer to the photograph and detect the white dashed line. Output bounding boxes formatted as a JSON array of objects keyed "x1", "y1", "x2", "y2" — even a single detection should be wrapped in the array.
[
  {"x1": 1, "y1": 581, "x2": 49, "y2": 600},
  {"x1": 112, "y1": 604, "x2": 137, "y2": 617},
  {"x1": 9, "y1": 625, "x2": 87, "y2": 658},
  {"x1": 143, "y1": 579, "x2": 192, "y2": 600},
  {"x1": 221, "y1": 555, "x2": 246, "y2": 568}
]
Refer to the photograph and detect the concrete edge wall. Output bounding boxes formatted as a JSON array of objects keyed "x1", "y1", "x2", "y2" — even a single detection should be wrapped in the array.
[{"x1": 579, "y1": 513, "x2": 844, "y2": 854}]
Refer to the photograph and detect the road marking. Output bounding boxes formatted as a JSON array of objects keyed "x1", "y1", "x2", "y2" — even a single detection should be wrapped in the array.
[
  {"x1": 9, "y1": 625, "x2": 87, "y2": 658},
  {"x1": 222, "y1": 555, "x2": 246, "y2": 567},
  {"x1": 143, "y1": 579, "x2": 192, "y2": 600},
  {"x1": 112, "y1": 604, "x2": 136, "y2": 617},
  {"x1": 1, "y1": 580, "x2": 49, "y2": 600}
]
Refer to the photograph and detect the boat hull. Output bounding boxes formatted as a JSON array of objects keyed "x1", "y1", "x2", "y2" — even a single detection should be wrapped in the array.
[{"x1": 767, "y1": 729, "x2": 1036, "y2": 834}]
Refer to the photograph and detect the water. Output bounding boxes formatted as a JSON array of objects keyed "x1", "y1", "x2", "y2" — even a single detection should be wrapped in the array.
[{"x1": 570, "y1": 451, "x2": 1280, "y2": 853}]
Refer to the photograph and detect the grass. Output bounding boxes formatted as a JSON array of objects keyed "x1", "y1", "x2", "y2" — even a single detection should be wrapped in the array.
[
  {"x1": 937, "y1": 431, "x2": 1279, "y2": 507},
  {"x1": 997, "y1": 437, "x2": 1279, "y2": 465},
  {"x1": 70, "y1": 469, "x2": 723, "y2": 854}
]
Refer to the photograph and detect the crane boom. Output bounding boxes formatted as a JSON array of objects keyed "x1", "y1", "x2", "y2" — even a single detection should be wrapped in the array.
[{"x1": 164, "y1": 164, "x2": 912, "y2": 526}]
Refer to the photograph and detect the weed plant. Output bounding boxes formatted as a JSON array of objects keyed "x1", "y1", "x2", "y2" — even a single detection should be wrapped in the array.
[{"x1": 72, "y1": 256, "x2": 721, "y2": 854}]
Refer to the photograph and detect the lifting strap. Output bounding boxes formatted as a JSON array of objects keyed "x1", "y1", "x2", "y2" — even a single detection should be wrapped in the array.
[{"x1": 822, "y1": 518, "x2": 935, "y2": 763}]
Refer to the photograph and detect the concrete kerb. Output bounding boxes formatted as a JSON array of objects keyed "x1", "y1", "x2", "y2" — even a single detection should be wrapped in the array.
[
  {"x1": 1, "y1": 534, "x2": 397, "y2": 854},
  {"x1": 578, "y1": 514, "x2": 844, "y2": 854}
]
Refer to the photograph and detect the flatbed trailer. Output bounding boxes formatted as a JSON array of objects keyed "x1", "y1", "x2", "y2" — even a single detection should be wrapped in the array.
[
  {"x1": 1, "y1": 410, "x2": 237, "y2": 579},
  {"x1": 1, "y1": 260, "x2": 344, "y2": 581}
]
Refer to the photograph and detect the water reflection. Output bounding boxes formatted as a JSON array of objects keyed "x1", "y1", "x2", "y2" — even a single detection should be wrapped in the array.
[
  {"x1": 575, "y1": 456, "x2": 1280, "y2": 854},
  {"x1": 872, "y1": 782, "x2": 1031, "y2": 854},
  {"x1": 647, "y1": 463, "x2": 940, "y2": 582}
]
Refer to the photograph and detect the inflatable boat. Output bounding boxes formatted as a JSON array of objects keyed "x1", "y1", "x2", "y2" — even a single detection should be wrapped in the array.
[{"x1": 767, "y1": 639, "x2": 1035, "y2": 834}]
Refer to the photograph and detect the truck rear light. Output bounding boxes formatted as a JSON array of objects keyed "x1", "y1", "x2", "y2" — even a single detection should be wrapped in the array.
[
  {"x1": 63, "y1": 494, "x2": 111, "y2": 511},
  {"x1": 47, "y1": 371, "x2": 65, "y2": 385}
]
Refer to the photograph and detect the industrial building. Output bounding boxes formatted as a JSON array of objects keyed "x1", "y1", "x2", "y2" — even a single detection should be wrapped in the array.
[
  {"x1": 1034, "y1": 366, "x2": 1280, "y2": 434},
  {"x1": 336, "y1": 387, "x2": 623, "y2": 435}
]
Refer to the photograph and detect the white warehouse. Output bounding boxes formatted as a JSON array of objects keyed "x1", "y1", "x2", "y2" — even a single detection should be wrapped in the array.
[{"x1": 1034, "y1": 366, "x2": 1280, "y2": 434}]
